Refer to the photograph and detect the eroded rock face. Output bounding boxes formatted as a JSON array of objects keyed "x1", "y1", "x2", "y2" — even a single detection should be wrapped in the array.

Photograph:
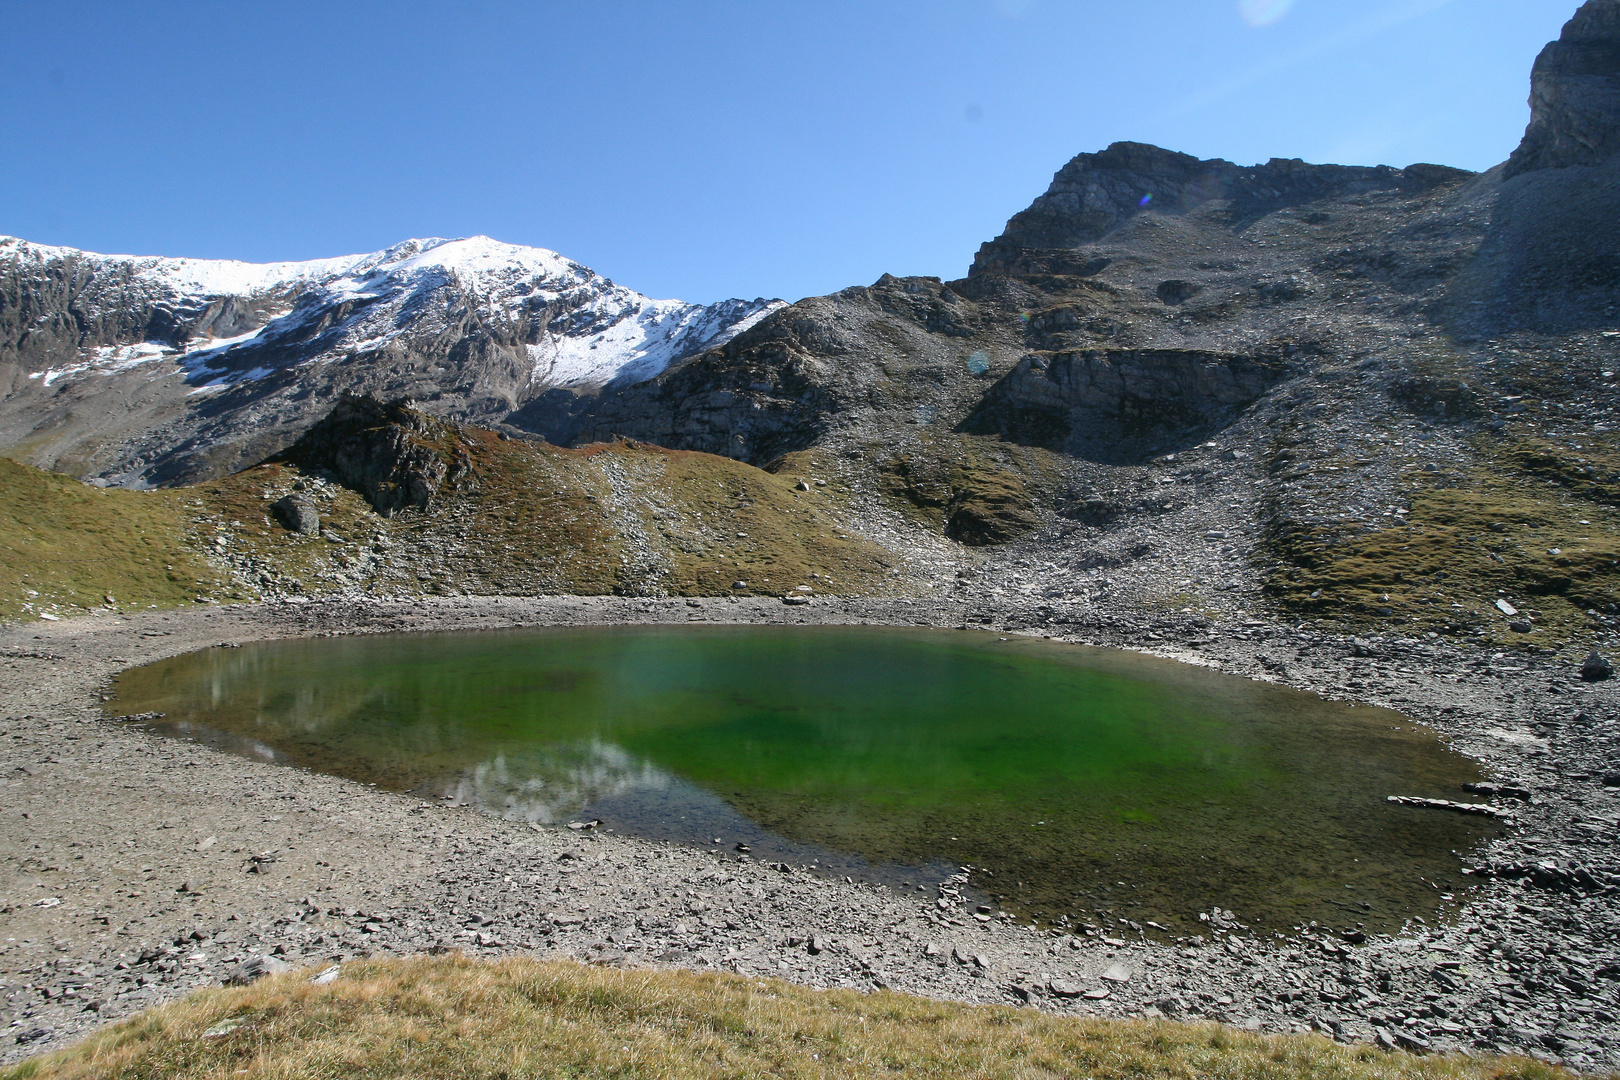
[
  {"x1": 1505, "y1": 0, "x2": 1620, "y2": 178},
  {"x1": 1447, "y1": 1, "x2": 1620, "y2": 333},
  {"x1": 519, "y1": 273, "x2": 1003, "y2": 466},
  {"x1": 963, "y1": 350, "x2": 1287, "y2": 462},
  {"x1": 522, "y1": 319, "x2": 843, "y2": 466},
  {"x1": 279, "y1": 394, "x2": 476, "y2": 517}
]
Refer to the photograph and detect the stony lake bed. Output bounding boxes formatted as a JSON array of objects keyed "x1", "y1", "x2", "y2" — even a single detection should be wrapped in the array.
[{"x1": 2, "y1": 594, "x2": 1618, "y2": 1070}]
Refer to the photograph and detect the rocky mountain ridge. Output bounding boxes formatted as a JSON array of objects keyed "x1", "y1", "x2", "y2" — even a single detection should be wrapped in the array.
[
  {"x1": 5, "y1": 1, "x2": 1620, "y2": 649},
  {"x1": 0, "y1": 235, "x2": 781, "y2": 486}
]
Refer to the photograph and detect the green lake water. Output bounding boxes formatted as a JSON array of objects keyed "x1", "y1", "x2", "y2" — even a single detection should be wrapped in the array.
[{"x1": 106, "y1": 625, "x2": 1500, "y2": 934}]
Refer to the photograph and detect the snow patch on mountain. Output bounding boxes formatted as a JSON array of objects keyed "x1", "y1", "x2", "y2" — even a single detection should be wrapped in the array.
[
  {"x1": 1, "y1": 235, "x2": 368, "y2": 300},
  {"x1": 7, "y1": 235, "x2": 783, "y2": 394}
]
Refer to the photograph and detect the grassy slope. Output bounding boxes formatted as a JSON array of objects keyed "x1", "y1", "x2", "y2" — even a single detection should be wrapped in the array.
[
  {"x1": 874, "y1": 432, "x2": 1047, "y2": 545},
  {"x1": 0, "y1": 955, "x2": 1579, "y2": 1080},
  {"x1": 1260, "y1": 340, "x2": 1620, "y2": 650},
  {"x1": 0, "y1": 430, "x2": 900, "y2": 624},
  {"x1": 0, "y1": 457, "x2": 240, "y2": 622},
  {"x1": 196, "y1": 432, "x2": 899, "y2": 600},
  {"x1": 1263, "y1": 429, "x2": 1620, "y2": 650}
]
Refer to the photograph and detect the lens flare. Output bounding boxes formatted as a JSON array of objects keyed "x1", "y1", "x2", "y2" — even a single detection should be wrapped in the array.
[
  {"x1": 1138, "y1": 193, "x2": 1153, "y2": 208},
  {"x1": 1239, "y1": 0, "x2": 1293, "y2": 27}
]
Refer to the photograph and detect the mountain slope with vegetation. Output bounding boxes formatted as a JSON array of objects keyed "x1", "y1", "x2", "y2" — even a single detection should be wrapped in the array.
[
  {"x1": 0, "y1": 396, "x2": 897, "y2": 621},
  {"x1": 6, "y1": 3, "x2": 1620, "y2": 655}
]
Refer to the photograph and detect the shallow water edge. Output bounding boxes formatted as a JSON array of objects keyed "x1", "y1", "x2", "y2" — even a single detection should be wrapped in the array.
[{"x1": 3, "y1": 594, "x2": 1616, "y2": 1069}]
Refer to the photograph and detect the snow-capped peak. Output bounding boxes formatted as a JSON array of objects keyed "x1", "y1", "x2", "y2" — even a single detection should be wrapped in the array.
[
  {"x1": 345, "y1": 235, "x2": 581, "y2": 285},
  {"x1": 7, "y1": 234, "x2": 785, "y2": 396}
]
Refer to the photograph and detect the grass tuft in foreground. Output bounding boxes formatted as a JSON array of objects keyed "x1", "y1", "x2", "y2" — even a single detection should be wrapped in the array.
[{"x1": 1, "y1": 954, "x2": 1582, "y2": 1080}]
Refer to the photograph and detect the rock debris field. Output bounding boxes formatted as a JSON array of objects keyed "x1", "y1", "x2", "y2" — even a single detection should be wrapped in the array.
[{"x1": 2, "y1": 595, "x2": 1618, "y2": 1071}]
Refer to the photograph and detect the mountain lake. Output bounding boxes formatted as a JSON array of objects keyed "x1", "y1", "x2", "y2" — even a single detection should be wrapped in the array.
[{"x1": 105, "y1": 624, "x2": 1501, "y2": 935}]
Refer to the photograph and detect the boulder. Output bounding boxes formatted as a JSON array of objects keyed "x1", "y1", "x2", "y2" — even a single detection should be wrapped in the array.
[
  {"x1": 226, "y1": 955, "x2": 290, "y2": 985},
  {"x1": 1580, "y1": 650, "x2": 1613, "y2": 681},
  {"x1": 270, "y1": 495, "x2": 319, "y2": 535}
]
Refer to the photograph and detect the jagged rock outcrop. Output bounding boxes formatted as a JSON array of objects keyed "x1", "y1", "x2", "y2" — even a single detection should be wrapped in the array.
[
  {"x1": 505, "y1": 129, "x2": 1489, "y2": 489},
  {"x1": 278, "y1": 394, "x2": 477, "y2": 516},
  {"x1": 1505, "y1": 0, "x2": 1620, "y2": 178},
  {"x1": 518, "y1": 272, "x2": 1018, "y2": 466},
  {"x1": 1446, "y1": 1, "x2": 1620, "y2": 333},
  {"x1": 970, "y1": 142, "x2": 1470, "y2": 278}
]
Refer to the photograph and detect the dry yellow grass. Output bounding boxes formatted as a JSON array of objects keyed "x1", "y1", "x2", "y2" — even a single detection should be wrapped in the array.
[
  {"x1": 1, "y1": 420, "x2": 900, "y2": 623},
  {"x1": 0, "y1": 456, "x2": 233, "y2": 621},
  {"x1": 2, "y1": 954, "x2": 1584, "y2": 1080}
]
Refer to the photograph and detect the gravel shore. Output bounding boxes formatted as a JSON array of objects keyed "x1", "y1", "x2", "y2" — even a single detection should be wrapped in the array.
[{"x1": 2, "y1": 595, "x2": 1617, "y2": 1070}]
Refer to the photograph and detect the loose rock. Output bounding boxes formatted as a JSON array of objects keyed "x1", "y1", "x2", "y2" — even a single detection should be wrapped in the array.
[{"x1": 270, "y1": 495, "x2": 320, "y2": 535}]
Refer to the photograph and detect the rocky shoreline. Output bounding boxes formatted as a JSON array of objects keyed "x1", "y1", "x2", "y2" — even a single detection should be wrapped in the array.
[{"x1": 2, "y1": 595, "x2": 1617, "y2": 1070}]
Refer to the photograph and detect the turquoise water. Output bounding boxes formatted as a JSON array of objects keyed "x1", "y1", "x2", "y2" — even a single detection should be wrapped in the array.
[{"x1": 107, "y1": 625, "x2": 1498, "y2": 933}]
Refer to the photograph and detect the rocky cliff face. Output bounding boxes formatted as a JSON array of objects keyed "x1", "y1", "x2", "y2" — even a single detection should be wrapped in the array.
[
  {"x1": 968, "y1": 142, "x2": 1466, "y2": 278},
  {"x1": 533, "y1": 140, "x2": 1485, "y2": 475},
  {"x1": 1505, "y1": 0, "x2": 1620, "y2": 178},
  {"x1": 521, "y1": 273, "x2": 1019, "y2": 465},
  {"x1": 0, "y1": 236, "x2": 780, "y2": 485},
  {"x1": 962, "y1": 348, "x2": 1289, "y2": 462},
  {"x1": 278, "y1": 394, "x2": 479, "y2": 517},
  {"x1": 1442, "y1": 0, "x2": 1620, "y2": 334}
]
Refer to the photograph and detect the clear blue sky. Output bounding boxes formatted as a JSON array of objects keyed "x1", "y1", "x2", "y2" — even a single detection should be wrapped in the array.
[{"x1": 1, "y1": 0, "x2": 1576, "y2": 304}]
